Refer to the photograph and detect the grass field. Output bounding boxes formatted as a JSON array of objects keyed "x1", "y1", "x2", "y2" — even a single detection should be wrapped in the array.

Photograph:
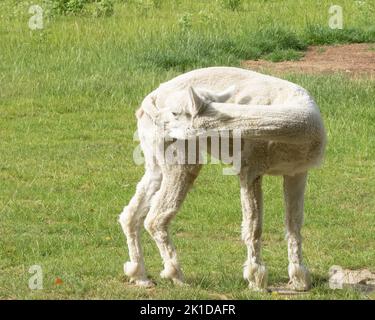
[{"x1": 0, "y1": 0, "x2": 374, "y2": 299}]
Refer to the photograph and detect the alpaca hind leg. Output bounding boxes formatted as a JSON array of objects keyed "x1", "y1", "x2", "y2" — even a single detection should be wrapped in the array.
[
  {"x1": 240, "y1": 173, "x2": 267, "y2": 291},
  {"x1": 283, "y1": 171, "x2": 311, "y2": 291},
  {"x1": 144, "y1": 164, "x2": 201, "y2": 285},
  {"x1": 119, "y1": 166, "x2": 162, "y2": 287}
]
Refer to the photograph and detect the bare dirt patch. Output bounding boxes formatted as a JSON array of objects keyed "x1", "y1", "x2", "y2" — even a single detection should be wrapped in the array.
[{"x1": 242, "y1": 43, "x2": 375, "y2": 77}]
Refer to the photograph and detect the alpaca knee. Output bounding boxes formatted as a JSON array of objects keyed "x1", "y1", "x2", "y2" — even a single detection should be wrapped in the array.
[
  {"x1": 119, "y1": 207, "x2": 137, "y2": 236},
  {"x1": 288, "y1": 263, "x2": 311, "y2": 291},
  {"x1": 145, "y1": 208, "x2": 175, "y2": 238},
  {"x1": 144, "y1": 215, "x2": 157, "y2": 236},
  {"x1": 118, "y1": 207, "x2": 130, "y2": 231},
  {"x1": 144, "y1": 218, "x2": 169, "y2": 246}
]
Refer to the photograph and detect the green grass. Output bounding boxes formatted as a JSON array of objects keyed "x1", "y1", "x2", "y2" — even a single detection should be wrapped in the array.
[{"x1": 0, "y1": 0, "x2": 374, "y2": 299}]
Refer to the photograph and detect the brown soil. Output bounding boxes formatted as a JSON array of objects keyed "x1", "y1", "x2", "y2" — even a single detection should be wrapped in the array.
[{"x1": 242, "y1": 43, "x2": 375, "y2": 77}]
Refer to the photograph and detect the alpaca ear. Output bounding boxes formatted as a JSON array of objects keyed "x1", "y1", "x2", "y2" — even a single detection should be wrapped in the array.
[
  {"x1": 196, "y1": 85, "x2": 236, "y2": 103},
  {"x1": 189, "y1": 86, "x2": 208, "y2": 117},
  {"x1": 215, "y1": 85, "x2": 236, "y2": 102},
  {"x1": 141, "y1": 93, "x2": 159, "y2": 121}
]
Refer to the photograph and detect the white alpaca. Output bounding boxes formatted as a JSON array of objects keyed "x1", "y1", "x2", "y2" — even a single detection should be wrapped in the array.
[{"x1": 119, "y1": 67, "x2": 326, "y2": 291}]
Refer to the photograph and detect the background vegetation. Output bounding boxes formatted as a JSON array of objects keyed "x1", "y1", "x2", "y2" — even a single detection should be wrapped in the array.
[{"x1": 0, "y1": 0, "x2": 374, "y2": 299}]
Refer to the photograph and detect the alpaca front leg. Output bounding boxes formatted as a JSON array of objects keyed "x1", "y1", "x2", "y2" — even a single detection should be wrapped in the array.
[
  {"x1": 240, "y1": 173, "x2": 268, "y2": 291},
  {"x1": 283, "y1": 172, "x2": 311, "y2": 291},
  {"x1": 119, "y1": 168, "x2": 162, "y2": 287},
  {"x1": 144, "y1": 165, "x2": 201, "y2": 285}
]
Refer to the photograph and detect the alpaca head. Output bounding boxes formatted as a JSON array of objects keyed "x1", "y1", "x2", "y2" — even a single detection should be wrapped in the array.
[{"x1": 155, "y1": 85, "x2": 235, "y2": 140}]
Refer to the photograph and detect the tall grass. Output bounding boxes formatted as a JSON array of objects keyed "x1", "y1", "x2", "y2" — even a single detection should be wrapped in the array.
[{"x1": 2, "y1": 1, "x2": 375, "y2": 68}]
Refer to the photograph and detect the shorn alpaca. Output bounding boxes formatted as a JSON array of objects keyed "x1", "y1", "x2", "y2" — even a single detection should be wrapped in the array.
[{"x1": 119, "y1": 67, "x2": 326, "y2": 291}]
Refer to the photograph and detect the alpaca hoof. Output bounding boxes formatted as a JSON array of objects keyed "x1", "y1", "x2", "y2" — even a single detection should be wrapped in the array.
[
  {"x1": 133, "y1": 279, "x2": 155, "y2": 288},
  {"x1": 160, "y1": 270, "x2": 185, "y2": 285},
  {"x1": 172, "y1": 278, "x2": 188, "y2": 287},
  {"x1": 288, "y1": 263, "x2": 311, "y2": 291},
  {"x1": 128, "y1": 276, "x2": 155, "y2": 287},
  {"x1": 160, "y1": 263, "x2": 184, "y2": 285},
  {"x1": 244, "y1": 262, "x2": 268, "y2": 291},
  {"x1": 124, "y1": 261, "x2": 153, "y2": 286}
]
